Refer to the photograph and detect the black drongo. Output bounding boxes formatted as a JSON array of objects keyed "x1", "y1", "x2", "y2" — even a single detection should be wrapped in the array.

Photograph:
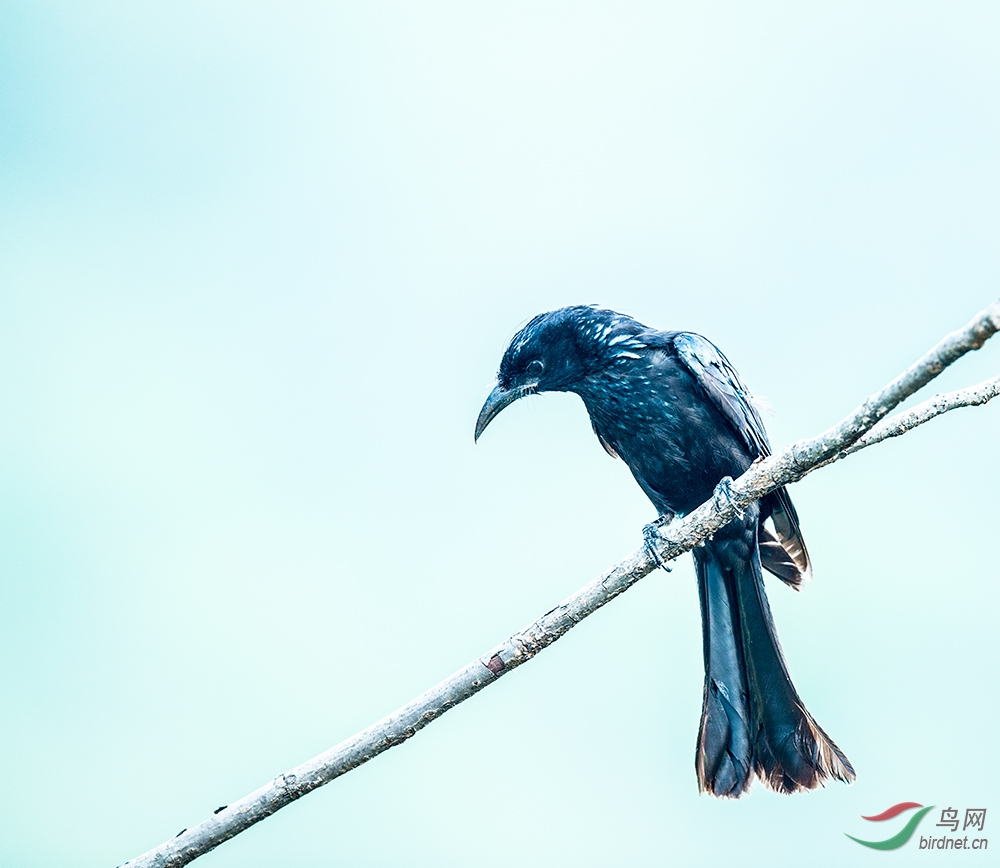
[{"x1": 475, "y1": 305, "x2": 854, "y2": 797}]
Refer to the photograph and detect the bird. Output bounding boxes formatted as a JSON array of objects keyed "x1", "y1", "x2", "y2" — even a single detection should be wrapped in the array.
[{"x1": 474, "y1": 305, "x2": 854, "y2": 797}]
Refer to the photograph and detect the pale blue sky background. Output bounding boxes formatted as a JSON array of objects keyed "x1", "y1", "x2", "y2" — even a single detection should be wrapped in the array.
[{"x1": 1, "y1": 3, "x2": 998, "y2": 866}]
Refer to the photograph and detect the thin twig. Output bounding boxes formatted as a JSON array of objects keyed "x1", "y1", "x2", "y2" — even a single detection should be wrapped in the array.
[
  {"x1": 813, "y1": 375, "x2": 1000, "y2": 470},
  {"x1": 121, "y1": 300, "x2": 999, "y2": 868}
]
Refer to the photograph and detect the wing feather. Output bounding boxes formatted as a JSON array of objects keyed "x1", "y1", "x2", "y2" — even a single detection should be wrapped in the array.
[{"x1": 671, "y1": 332, "x2": 812, "y2": 584}]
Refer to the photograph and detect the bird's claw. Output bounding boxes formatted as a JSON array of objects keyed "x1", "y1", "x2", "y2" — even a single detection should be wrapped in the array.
[
  {"x1": 712, "y1": 476, "x2": 745, "y2": 519},
  {"x1": 643, "y1": 514, "x2": 675, "y2": 572}
]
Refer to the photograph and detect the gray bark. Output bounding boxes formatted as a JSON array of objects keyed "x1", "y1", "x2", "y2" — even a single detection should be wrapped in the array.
[
  {"x1": 121, "y1": 300, "x2": 999, "y2": 868},
  {"x1": 817, "y1": 374, "x2": 1000, "y2": 465}
]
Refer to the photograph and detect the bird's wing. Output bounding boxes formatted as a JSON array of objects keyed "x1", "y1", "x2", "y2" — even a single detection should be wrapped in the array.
[
  {"x1": 669, "y1": 332, "x2": 771, "y2": 459},
  {"x1": 669, "y1": 331, "x2": 812, "y2": 584}
]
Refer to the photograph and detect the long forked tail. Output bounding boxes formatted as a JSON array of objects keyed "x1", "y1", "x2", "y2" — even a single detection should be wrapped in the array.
[{"x1": 694, "y1": 521, "x2": 854, "y2": 797}]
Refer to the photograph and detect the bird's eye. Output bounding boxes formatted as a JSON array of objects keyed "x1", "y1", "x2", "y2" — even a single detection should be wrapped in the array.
[{"x1": 526, "y1": 359, "x2": 544, "y2": 377}]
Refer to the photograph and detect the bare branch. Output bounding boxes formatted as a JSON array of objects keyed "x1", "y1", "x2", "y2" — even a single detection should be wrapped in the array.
[
  {"x1": 121, "y1": 299, "x2": 999, "y2": 868},
  {"x1": 817, "y1": 375, "x2": 1000, "y2": 467}
]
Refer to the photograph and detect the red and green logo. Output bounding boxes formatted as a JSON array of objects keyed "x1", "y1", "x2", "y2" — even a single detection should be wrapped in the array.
[{"x1": 846, "y1": 802, "x2": 934, "y2": 850}]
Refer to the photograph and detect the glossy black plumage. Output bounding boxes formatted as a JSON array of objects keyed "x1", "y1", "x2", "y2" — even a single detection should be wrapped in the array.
[{"x1": 476, "y1": 305, "x2": 854, "y2": 796}]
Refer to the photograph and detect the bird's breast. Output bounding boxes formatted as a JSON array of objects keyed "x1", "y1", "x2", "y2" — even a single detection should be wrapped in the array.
[{"x1": 575, "y1": 361, "x2": 751, "y2": 515}]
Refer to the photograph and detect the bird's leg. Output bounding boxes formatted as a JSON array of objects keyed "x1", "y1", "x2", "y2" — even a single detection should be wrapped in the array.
[
  {"x1": 712, "y1": 476, "x2": 745, "y2": 520},
  {"x1": 643, "y1": 512, "x2": 675, "y2": 572}
]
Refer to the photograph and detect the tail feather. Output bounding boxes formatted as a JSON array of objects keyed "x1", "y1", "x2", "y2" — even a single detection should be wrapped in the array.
[
  {"x1": 694, "y1": 545, "x2": 753, "y2": 797},
  {"x1": 760, "y1": 487, "x2": 812, "y2": 586},
  {"x1": 736, "y1": 527, "x2": 855, "y2": 792},
  {"x1": 694, "y1": 515, "x2": 854, "y2": 797},
  {"x1": 758, "y1": 524, "x2": 803, "y2": 587}
]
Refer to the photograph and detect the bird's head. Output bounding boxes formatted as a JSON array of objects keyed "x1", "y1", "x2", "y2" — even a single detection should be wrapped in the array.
[{"x1": 474, "y1": 305, "x2": 642, "y2": 441}]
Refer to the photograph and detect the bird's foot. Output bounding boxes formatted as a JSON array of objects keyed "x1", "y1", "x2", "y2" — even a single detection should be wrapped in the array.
[
  {"x1": 712, "y1": 476, "x2": 745, "y2": 519},
  {"x1": 643, "y1": 513, "x2": 675, "y2": 572}
]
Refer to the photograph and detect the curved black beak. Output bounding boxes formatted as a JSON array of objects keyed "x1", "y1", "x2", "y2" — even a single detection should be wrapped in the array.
[{"x1": 474, "y1": 383, "x2": 537, "y2": 441}]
